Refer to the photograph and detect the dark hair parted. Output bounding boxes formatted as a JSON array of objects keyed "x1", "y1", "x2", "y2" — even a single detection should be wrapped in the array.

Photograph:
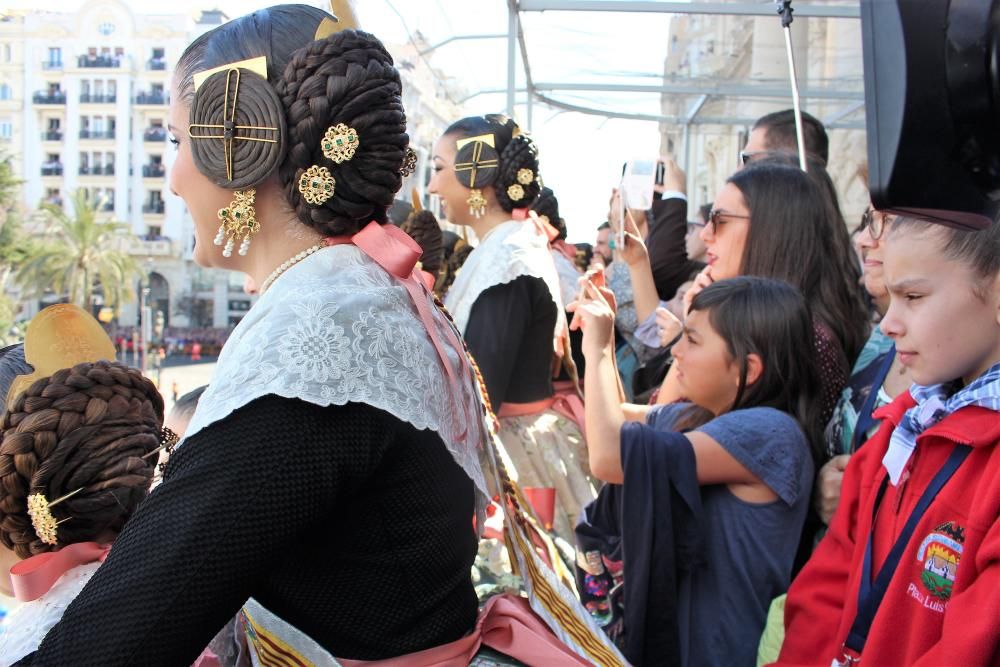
[
  {"x1": 0, "y1": 361, "x2": 163, "y2": 558},
  {"x1": 889, "y1": 215, "x2": 1000, "y2": 299},
  {"x1": 753, "y1": 109, "x2": 829, "y2": 166},
  {"x1": 175, "y1": 6, "x2": 408, "y2": 236},
  {"x1": 444, "y1": 115, "x2": 541, "y2": 213},
  {"x1": 401, "y1": 210, "x2": 444, "y2": 275},
  {"x1": 532, "y1": 187, "x2": 567, "y2": 240},
  {"x1": 685, "y1": 277, "x2": 824, "y2": 465},
  {"x1": 727, "y1": 162, "x2": 869, "y2": 364}
]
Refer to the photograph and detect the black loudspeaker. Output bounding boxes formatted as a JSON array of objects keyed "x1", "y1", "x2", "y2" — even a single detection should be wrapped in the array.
[{"x1": 861, "y1": 0, "x2": 1000, "y2": 229}]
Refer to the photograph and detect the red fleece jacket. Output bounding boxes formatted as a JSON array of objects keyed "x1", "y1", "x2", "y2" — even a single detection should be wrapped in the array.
[{"x1": 773, "y1": 391, "x2": 1000, "y2": 667}]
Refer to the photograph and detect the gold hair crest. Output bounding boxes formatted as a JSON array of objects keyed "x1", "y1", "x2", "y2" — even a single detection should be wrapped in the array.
[
  {"x1": 322, "y1": 123, "x2": 360, "y2": 163},
  {"x1": 298, "y1": 165, "x2": 336, "y2": 205},
  {"x1": 6, "y1": 304, "x2": 116, "y2": 409}
]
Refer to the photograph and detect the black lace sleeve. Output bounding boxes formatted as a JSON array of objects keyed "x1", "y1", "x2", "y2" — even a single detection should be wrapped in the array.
[{"x1": 18, "y1": 396, "x2": 398, "y2": 667}]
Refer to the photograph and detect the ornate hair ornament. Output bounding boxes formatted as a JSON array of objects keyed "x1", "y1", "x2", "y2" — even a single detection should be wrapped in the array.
[
  {"x1": 455, "y1": 134, "x2": 500, "y2": 219},
  {"x1": 188, "y1": 57, "x2": 287, "y2": 190},
  {"x1": 454, "y1": 134, "x2": 500, "y2": 190},
  {"x1": 27, "y1": 489, "x2": 83, "y2": 546},
  {"x1": 314, "y1": 15, "x2": 339, "y2": 40},
  {"x1": 400, "y1": 147, "x2": 419, "y2": 177},
  {"x1": 6, "y1": 304, "x2": 116, "y2": 409},
  {"x1": 298, "y1": 165, "x2": 336, "y2": 205},
  {"x1": 143, "y1": 427, "x2": 181, "y2": 475},
  {"x1": 517, "y1": 168, "x2": 535, "y2": 185},
  {"x1": 322, "y1": 123, "x2": 360, "y2": 164},
  {"x1": 507, "y1": 184, "x2": 526, "y2": 202},
  {"x1": 189, "y1": 67, "x2": 280, "y2": 183}
]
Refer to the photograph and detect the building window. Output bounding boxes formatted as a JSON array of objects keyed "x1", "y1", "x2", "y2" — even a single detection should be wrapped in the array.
[
  {"x1": 47, "y1": 47, "x2": 61, "y2": 66},
  {"x1": 0, "y1": 84, "x2": 10, "y2": 101},
  {"x1": 98, "y1": 22, "x2": 115, "y2": 36},
  {"x1": 0, "y1": 120, "x2": 12, "y2": 139}
]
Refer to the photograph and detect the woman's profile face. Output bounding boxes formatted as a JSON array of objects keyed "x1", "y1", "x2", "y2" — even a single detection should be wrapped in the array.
[
  {"x1": 700, "y1": 182, "x2": 749, "y2": 281},
  {"x1": 428, "y1": 134, "x2": 474, "y2": 226},
  {"x1": 167, "y1": 79, "x2": 236, "y2": 268}
]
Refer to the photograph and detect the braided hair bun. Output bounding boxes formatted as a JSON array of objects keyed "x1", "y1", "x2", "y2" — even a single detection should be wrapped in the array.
[
  {"x1": 0, "y1": 361, "x2": 163, "y2": 558},
  {"x1": 276, "y1": 30, "x2": 409, "y2": 236},
  {"x1": 531, "y1": 187, "x2": 567, "y2": 240},
  {"x1": 443, "y1": 114, "x2": 541, "y2": 213},
  {"x1": 401, "y1": 210, "x2": 444, "y2": 275}
]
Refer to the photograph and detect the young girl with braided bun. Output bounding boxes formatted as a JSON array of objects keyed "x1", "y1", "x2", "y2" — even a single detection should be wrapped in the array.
[
  {"x1": 433, "y1": 115, "x2": 596, "y2": 542},
  {"x1": 17, "y1": 6, "x2": 504, "y2": 665},
  {"x1": 0, "y1": 307, "x2": 168, "y2": 665}
]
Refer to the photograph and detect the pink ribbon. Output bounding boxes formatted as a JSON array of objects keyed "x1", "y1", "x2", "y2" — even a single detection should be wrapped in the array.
[
  {"x1": 326, "y1": 222, "x2": 470, "y2": 442},
  {"x1": 338, "y1": 593, "x2": 591, "y2": 666},
  {"x1": 10, "y1": 541, "x2": 110, "y2": 602}
]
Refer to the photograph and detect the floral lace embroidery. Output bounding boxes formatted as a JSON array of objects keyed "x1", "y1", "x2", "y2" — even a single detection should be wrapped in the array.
[
  {"x1": 181, "y1": 246, "x2": 489, "y2": 510},
  {"x1": 445, "y1": 220, "x2": 566, "y2": 336}
]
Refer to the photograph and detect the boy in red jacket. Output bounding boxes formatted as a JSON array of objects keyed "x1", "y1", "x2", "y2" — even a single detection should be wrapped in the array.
[{"x1": 773, "y1": 217, "x2": 1000, "y2": 666}]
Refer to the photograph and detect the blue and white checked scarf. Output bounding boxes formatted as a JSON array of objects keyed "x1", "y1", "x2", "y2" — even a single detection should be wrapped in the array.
[{"x1": 883, "y1": 361, "x2": 1000, "y2": 484}]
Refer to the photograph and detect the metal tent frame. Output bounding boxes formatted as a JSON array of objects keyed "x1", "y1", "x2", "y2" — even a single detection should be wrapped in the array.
[{"x1": 499, "y1": 0, "x2": 864, "y2": 138}]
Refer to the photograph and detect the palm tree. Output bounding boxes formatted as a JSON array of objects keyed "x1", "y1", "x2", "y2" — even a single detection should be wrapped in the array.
[{"x1": 16, "y1": 189, "x2": 142, "y2": 310}]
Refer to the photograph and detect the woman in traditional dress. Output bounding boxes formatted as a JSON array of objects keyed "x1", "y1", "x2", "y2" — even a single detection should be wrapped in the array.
[
  {"x1": 16, "y1": 8, "x2": 494, "y2": 664},
  {"x1": 431, "y1": 115, "x2": 596, "y2": 541}
]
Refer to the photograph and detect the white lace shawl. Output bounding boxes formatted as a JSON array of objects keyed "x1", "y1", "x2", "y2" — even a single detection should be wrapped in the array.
[
  {"x1": 445, "y1": 220, "x2": 567, "y2": 336},
  {"x1": 181, "y1": 245, "x2": 489, "y2": 509},
  {"x1": 0, "y1": 562, "x2": 100, "y2": 666}
]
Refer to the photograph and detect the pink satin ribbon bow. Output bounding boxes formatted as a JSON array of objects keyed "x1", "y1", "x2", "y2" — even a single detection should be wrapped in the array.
[
  {"x1": 325, "y1": 222, "x2": 471, "y2": 442},
  {"x1": 10, "y1": 541, "x2": 110, "y2": 602}
]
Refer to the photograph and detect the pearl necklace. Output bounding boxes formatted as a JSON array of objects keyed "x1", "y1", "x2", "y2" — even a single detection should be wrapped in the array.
[{"x1": 259, "y1": 243, "x2": 325, "y2": 295}]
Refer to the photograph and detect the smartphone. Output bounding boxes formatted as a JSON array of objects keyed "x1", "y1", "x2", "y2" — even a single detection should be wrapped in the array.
[
  {"x1": 621, "y1": 159, "x2": 656, "y2": 211},
  {"x1": 655, "y1": 160, "x2": 665, "y2": 186}
]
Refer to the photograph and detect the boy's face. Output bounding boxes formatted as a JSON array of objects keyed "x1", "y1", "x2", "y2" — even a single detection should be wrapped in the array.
[{"x1": 882, "y1": 227, "x2": 1000, "y2": 386}]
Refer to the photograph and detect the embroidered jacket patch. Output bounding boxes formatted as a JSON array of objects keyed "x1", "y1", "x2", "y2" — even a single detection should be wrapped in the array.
[{"x1": 916, "y1": 521, "x2": 966, "y2": 601}]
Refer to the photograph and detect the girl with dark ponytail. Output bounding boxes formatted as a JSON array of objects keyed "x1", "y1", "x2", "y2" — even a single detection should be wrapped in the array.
[
  {"x1": 433, "y1": 116, "x2": 596, "y2": 542},
  {"x1": 20, "y1": 7, "x2": 497, "y2": 665}
]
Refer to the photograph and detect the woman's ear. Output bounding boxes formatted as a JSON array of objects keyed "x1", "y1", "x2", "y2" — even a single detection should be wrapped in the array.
[{"x1": 744, "y1": 352, "x2": 764, "y2": 387}]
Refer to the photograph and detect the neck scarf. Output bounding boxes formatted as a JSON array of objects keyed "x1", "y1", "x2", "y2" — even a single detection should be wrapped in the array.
[{"x1": 883, "y1": 361, "x2": 1000, "y2": 484}]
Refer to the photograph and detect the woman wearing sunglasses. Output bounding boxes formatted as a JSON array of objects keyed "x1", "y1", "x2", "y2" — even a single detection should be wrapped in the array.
[{"x1": 657, "y1": 161, "x2": 869, "y2": 434}]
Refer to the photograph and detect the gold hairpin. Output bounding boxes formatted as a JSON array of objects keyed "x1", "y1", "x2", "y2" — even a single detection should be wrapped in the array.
[
  {"x1": 188, "y1": 68, "x2": 280, "y2": 183},
  {"x1": 27, "y1": 488, "x2": 83, "y2": 545}
]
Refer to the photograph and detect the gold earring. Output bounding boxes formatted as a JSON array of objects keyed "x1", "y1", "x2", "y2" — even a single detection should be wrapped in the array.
[
  {"x1": 298, "y1": 165, "x2": 336, "y2": 205},
  {"x1": 215, "y1": 189, "x2": 259, "y2": 257},
  {"x1": 467, "y1": 189, "x2": 487, "y2": 219}
]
